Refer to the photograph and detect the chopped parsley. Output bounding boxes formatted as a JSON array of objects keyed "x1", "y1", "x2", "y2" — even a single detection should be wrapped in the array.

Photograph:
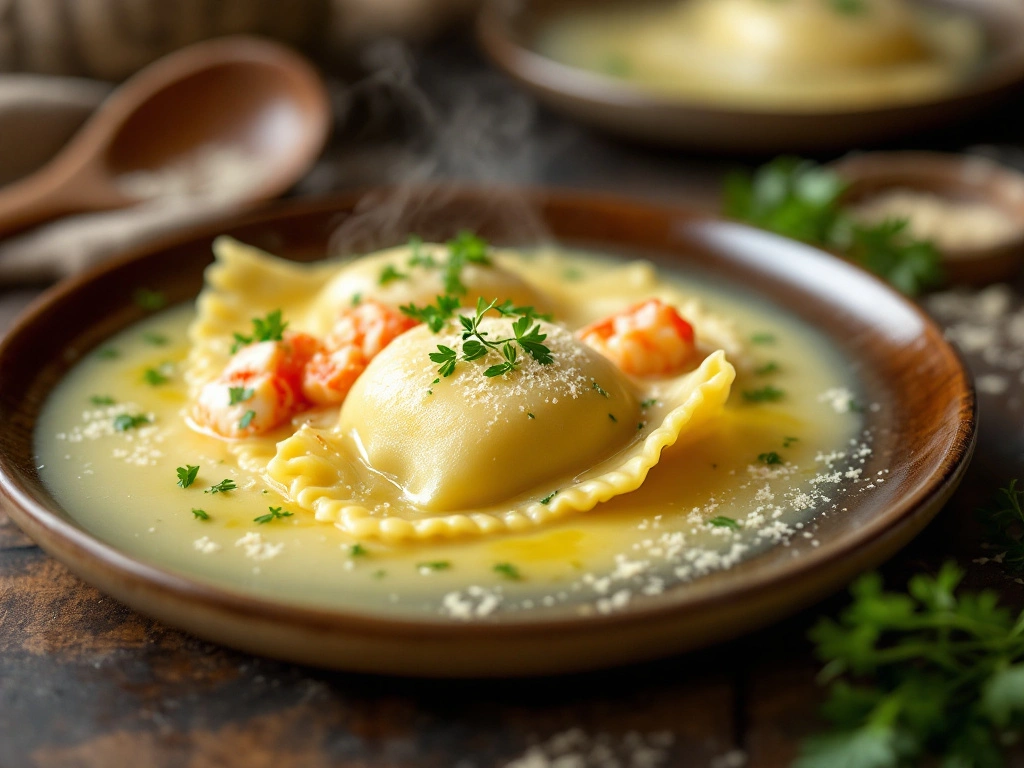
[
  {"x1": 750, "y1": 333, "x2": 776, "y2": 345},
  {"x1": 755, "y1": 361, "x2": 780, "y2": 375},
  {"x1": 783, "y1": 436, "x2": 800, "y2": 448},
  {"x1": 493, "y1": 562, "x2": 522, "y2": 581},
  {"x1": 540, "y1": 491, "x2": 558, "y2": 505},
  {"x1": 238, "y1": 410, "x2": 256, "y2": 430},
  {"x1": 400, "y1": 294, "x2": 461, "y2": 333},
  {"x1": 709, "y1": 516, "x2": 740, "y2": 531},
  {"x1": 142, "y1": 331, "x2": 168, "y2": 346},
  {"x1": 350, "y1": 292, "x2": 362, "y2": 307},
  {"x1": 176, "y1": 465, "x2": 199, "y2": 488},
  {"x1": 378, "y1": 264, "x2": 408, "y2": 285},
  {"x1": 592, "y1": 381, "x2": 610, "y2": 398},
  {"x1": 641, "y1": 398, "x2": 658, "y2": 409},
  {"x1": 228, "y1": 386, "x2": 254, "y2": 406},
  {"x1": 143, "y1": 366, "x2": 170, "y2": 386},
  {"x1": 638, "y1": 422, "x2": 645, "y2": 431},
  {"x1": 191, "y1": 508, "x2": 210, "y2": 521},
  {"x1": 743, "y1": 386, "x2": 785, "y2": 403},
  {"x1": 406, "y1": 235, "x2": 436, "y2": 268},
  {"x1": 417, "y1": 561, "x2": 451, "y2": 572},
  {"x1": 231, "y1": 309, "x2": 287, "y2": 352},
  {"x1": 113, "y1": 413, "x2": 150, "y2": 431},
  {"x1": 205, "y1": 479, "x2": 236, "y2": 494},
  {"x1": 95, "y1": 347, "x2": 120, "y2": 360},
  {"x1": 443, "y1": 231, "x2": 491, "y2": 295},
  {"x1": 828, "y1": 0, "x2": 866, "y2": 15},
  {"x1": 350, "y1": 543, "x2": 369, "y2": 557},
  {"x1": 254, "y1": 506, "x2": 292, "y2": 524},
  {"x1": 133, "y1": 289, "x2": 166, "y2": 311},
  {"x1": 608, "y1": 413, "x2": 618, "y2": 423},
  {"x1": 758, "y1": 451, "x2": 782, "y2": 466},
  {"x1": 89, "y1": 395, "x2": 115, "y2": 406},
  {"x1": 528, "y1": 412, "x2": 536, "y2": 419}
]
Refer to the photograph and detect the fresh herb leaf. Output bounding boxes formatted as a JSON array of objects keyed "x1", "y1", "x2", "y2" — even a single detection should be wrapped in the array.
[
  {"x1": 400, "y1": 294, "x2": 461, "y2": 333},
  {"x1": 755, "y1": 361, "x2": 780, "y2": 375},
  {"x1": 350, "y1": 543, "x2": 368, "y2": 557},
  {"x1": 641, "y1": 398, "x2": 658, "y2": 409},
  {"x1": 378, "y1": 264, "x2": 408, "y2": 285},
  {"x1": 228, "y1": 386, "x2": 254, "y2": 406},
  {"x1": 406, "y1": 235, "x2": 437, "y2": 268},
  {"x1": 724, "y1": 158, "x2": 942, "y2": 296},
  {"x1": 205, "y1": 479, "x2": 236, "y2": 494},
  {"x1": 443, "y1": 231, "x2": 491, "y2": 295},
  {"x1": 113, "y1": 413, "x2": 150, "y2": 431},
  {"x1": 133, "y1": 289, "x2": 166, "y2": 311},
  {"x1": 254, "y1": 506, "x2": 292, "y2": 524},
  {"x1": 758, "y1": 451, "x2": 783, "y2": 465},
  {"x1": 540, "y1": 491, "x2": 558, "y2": 505},
  {"x1": 191, "y1": 508, "x2": 210, "y2": 521},
  {"x1": 176, "y1": 464, "x2": 199, "y2": 488},
  {"x1": 95, "y1": 347, "x2": 120, "y2": 360},
  {"x1": 750, "y1": 333, "x2": 776, "y2": 345},
  {"x1": 142, "y1": 332, "x2": 168, "y2": 346},
  {"x1": 979, "y1": 480, "x2": 1024, "y2": 571},
  {"x1": 592, "y1": 381, "x2": 611, "y2": 398},
  {"x1": 430, "y1": 345, "x2": 459, "y2": 378},
  {"x1": 351, "y1": 292, "x2": 362, "y2": 306},
  {"x1": 783, "y1": 436, "x2": 800, "y2": 448},
  {"x1": 143, "y1": 366, "x2": 169, "y2": 386},
  {"x1": 743, "y1": 386, "x2": 785, "y2": 403},
  {"x1": 709, "y1": 516, "x2": 740, "y2": 530},
  {"x1": 238, "y1": 410, "x2": 256, "y2": 430},
  {"x1": 417, "y1": 561, "x2": 450, "y2": 572},
  {"x1": 231, "y1": 310, "x2": 287, "y2": 352},
  {"x1": 493, "y1": 562, "x2": 522, "y2": 581},
  {"x1": 528, "y1": 412, "x2": 536, "y2": 419},
  {"x1": 798, "y1": 562, "x2": 1024, "y2": 768},
  {"x1": 90, "y1": 395, "x2": 116, "y2": 406}
]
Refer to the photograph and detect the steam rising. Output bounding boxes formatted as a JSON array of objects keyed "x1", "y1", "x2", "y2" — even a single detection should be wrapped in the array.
[{"x1": 309, "y1": 39, "x2": 577, "y2": 257}]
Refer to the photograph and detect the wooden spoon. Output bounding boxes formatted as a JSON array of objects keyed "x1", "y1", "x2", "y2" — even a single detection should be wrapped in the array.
[{"x1": 0, "y1": 36, "x2": 330, "y2": 239}]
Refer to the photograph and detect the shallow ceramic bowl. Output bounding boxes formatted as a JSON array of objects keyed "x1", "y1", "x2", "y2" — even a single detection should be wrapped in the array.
[
  {"x1": 0, "y1": 190, "x2": 975, "y2": 676},
  {"x1": 833, "y1": 151, "x2": 1024, "y2": 285},
  {"x1": 477, "y1": 0, "x2": 1024, "y2": 152}
]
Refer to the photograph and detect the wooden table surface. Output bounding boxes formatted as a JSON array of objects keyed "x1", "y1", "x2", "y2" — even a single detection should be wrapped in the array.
[{"x1": 3, "y1": 39, "x2": 1024, "y2": 768}]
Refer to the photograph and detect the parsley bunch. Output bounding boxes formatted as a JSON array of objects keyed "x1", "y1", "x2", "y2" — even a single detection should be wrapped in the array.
[
  {"x1": 798, "y1": 562, "x2": 1024, "y2": 768},
  {"x1": 723, "y1": 157, "x2": 943, "y2": 296},
  {"x1": 405, "y1": 297, "x2": 554, "y2": 379}
]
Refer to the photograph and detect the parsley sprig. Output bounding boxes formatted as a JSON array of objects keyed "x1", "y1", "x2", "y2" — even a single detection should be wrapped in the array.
[
  {"x1": 798, "y1": 563, "x2": 1024, "y2": 768},
  {"x1": 442, "y1": 231, "x2": 491, "y2": 295},
  {"x1": 176, "y1": 465, "x2": 199, "y2": 488},
  {"x1": 724, "y1": 157, "x2": 942, "y2": 296},
  {"x1": 231, "y1": 309, "x2": 287, "y2": 353},
  {"x1": 205, "y1": 479, "x2": 236, "y2": 494},
  {"x1": 414, "y1": 297, "x2": 554, "y2": 379},
  {"x1": 254, "y1": 506, "x2": 292, "y2": 524}
]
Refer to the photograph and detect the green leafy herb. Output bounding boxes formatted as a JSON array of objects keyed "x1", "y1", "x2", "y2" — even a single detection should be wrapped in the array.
[
  {"x1": 755, "y1": 361, "x2": 780, "y2": 375},
  {"x1": 142, "y1": 331, "x2": 168, "y2": 346},
  {"x1": 378, "y1": 264, "x2": 408, "y2": 285},
  {"x1": 417, "y1": 561, "x2": 451, "y2": 572},
  {"x1": 528, "y1": 412, "x2": 536, "y2": 419},
  {"x1": 758, "y1": 451, "x2": 783, "y2": 466},
  {"x1": 797, "y1": 562, "x2": 1024, "y2": 768},
  {"x1": 709, "y1": 516, "x2": 740, "y2": 530},
  {"x1": 231, "y1": 309, "x2": 287, "y2": 352},
  {"x1": 743, "y1": 386, "x2": 785, "y2": 403},
  {"x1": 133, "y1": 289, "x2": 166, "y2": 311},
  {"x1": 406, "y1": 235, "x2": 436, "y2": 268},
  {"x1": 191, "y1": 508, "x2": 210, "y2": 521},
  {"x1": 205, "y1": 479, "x2": 236, "y2": 494},
  {"x1": 400, "y1": 294, "x2": 461, "y2": 333},
  {"x1": 89, "y1": 395, "x2": 115, "y2": 406},
  {"x1": 724, "y1": 157, "x2": 942, "y2": 296},
  {"x1": 641, "y1": 398, "x2": 658, "y2": 409},
  {"x1": 540, "y1": 491, "x2": 558, "y2": 505},
  {"x1": 113, "y1": 413, "x2": 150, "y2": 431},
  {"x1": 143, "y1": 366, "x2": 169, "y2": 386},
  {"x1": 421, "y1": 297, "x2": 554, "y2": 379},
  {"x1": 228, "y1": 386, "x2": 254, "y2": 406},
  {"x1": 443, "y1": 231, "x2": 491, "y2": 295},
  {"x1": 638, "y1": 422, "x2": 645, "y2": 431},
  {"x1": 254, "y1": 506, "x2": 292, "y2": 524},
  {"x1": 592, "y1": 381, "x2": 611, "y2": 398},
  {"x1": 351, "y1": 292, "x2": 362, "y2": 306},
  {"x1": 750, "y1": 333, "x2": 776, "y2": 345},
  {"x1": 350, "y1": 543, "x2": 369, "y2": 557},
  {"x1": 493, "y1": 562, "x2": 522, "y2": 581},
  {"x1": 238, "y1": 410, "x2": 256, "y2": 430},
  {"x1": 95, "y1": 347, "x2": 120, "y2": 360},
  {"x1": 176, "y1": 465, "x2": 199, "y2": 488},
  {"x1": 980, "y1": 480, "x2": 1024, "y2": 571}
]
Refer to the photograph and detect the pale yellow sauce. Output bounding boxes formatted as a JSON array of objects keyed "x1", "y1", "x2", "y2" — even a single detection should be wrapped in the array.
[
  {"x1": 34, "y1": 249, "x2": 864, "y2": 619},
  {"x1": 538, "y1": 0, "x2": 985, "y2": 112}
]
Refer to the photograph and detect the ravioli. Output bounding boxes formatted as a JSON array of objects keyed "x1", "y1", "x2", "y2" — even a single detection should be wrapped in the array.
[{"x1": 186, "y1": 237, "x2": 737, "y2": 542}]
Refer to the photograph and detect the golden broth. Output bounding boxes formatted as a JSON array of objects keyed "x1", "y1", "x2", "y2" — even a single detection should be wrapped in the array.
[
  {"x1": 34, "y1": 249, "x2": 865, "y2": 620},
  {"x1": 537, "y1": 0, "x2": 984, "y2": 112}
]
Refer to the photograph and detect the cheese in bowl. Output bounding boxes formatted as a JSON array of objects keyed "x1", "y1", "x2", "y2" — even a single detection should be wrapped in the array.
[
  {"x1": 537, "y1": 0, "x2": 985, "y2": 112},
  {"x1": 34, "y1": 236, "x2": 867, "y2": 620}
]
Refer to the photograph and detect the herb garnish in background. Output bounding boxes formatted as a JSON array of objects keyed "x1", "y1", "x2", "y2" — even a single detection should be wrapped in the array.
[
  {"x1": 493, "y1": 563, "x2": 523, "y2": 581},
  {"x1": 798, "y1": 562, "x2": 1024, "y2": 768},
  {"x1": 113, "y1": 413, "x2": 150, "y2": 431},
  {"x1": 709, "y1": 516, "x2": 740, "y2": 530},
  {"x1": 723, "y1": 157, "x2": 942, "y2": 296},
  {"x1": 743, "y1": 385, "x2": 785, "y2": 403},
  {"x1": 90, "y1": 395, "x2": 115, "y2": 406},
  {"x1": 980, "y1": 480, "x2": 1024, "y2": 571},
  {"x1": 133, "y1": 289, "x2": 166, "y2": 311}
]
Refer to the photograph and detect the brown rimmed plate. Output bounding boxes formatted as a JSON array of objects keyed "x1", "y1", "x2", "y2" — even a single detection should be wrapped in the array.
[
  {"x1": 477, "y1": 0, "x2": 1024, "y2": 152},
  {"x1": 0, "y1": 189, "x2": 975, "y2": 676}
]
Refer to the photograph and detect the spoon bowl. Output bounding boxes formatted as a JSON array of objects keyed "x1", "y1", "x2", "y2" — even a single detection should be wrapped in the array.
[{"x1": 0, "y1": 36, "x2": 330, "y2": 236}]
